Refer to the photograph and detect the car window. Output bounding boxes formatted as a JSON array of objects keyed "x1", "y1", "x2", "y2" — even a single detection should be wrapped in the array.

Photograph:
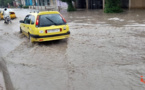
[
  {"x1": 24, "y1": 15, "x2": 31, "y2": 24},
  {"x1": 10, "y1": 12, "x2": 15, "y2": 14},
  {"x1": 39, "y1": 14, "x2": 66, "y2": 27},
  {"x1": 29, "y1": 15, "x2": 35, "y2": 24}
]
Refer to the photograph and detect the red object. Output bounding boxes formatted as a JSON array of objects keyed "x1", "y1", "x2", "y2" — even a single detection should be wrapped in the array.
[
  {"x1": 36, "y1": 16, "x2": 39, "y2": 26},
  {"x1": 45, "y1": 30, "x2": 47, "y2": 33},
  {"x1": 60, "y1": 14, "x2": 66, "y2": 23},
  {"x1": 60, "y1": 28, "x2": 62, "y2": 32},
  {"x1": 40, "y1": 39, "x2": 43, "y2": 41},
  {"x1": 10, "y1": 12, "x2": 15, "y2": 14}
]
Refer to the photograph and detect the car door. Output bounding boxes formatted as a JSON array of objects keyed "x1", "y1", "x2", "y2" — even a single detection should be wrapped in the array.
[
  {"x1": 28, "y1": 15, "x2": 36, "y2": 34},
  {"x1": 20, "y1": 15, "x2": 27, "y2": 32},
  {"x1": 23, "y1": 15, "x2": 31, "y2": 37}
]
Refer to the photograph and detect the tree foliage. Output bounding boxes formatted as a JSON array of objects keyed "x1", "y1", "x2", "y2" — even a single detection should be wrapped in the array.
[
  {"x1": 0, "y1": 0, "x2": 14, "y2": 7},
  {"x1": 104, "y1": 0, "x2": 123, "y2": 13},
  {"x1": 61, "y1": 0, "x2": 76, "y2": 11}
]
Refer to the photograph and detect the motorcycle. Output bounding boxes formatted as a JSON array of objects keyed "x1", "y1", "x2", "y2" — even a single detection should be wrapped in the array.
[{"x1": 4, "y1": 16, "x2": 11, "y2": 24}]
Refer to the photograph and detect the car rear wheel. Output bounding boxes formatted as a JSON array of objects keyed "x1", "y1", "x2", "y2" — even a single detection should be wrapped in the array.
[{"x1": 28, "y1": 33, "x2": 34, "y2": 43}]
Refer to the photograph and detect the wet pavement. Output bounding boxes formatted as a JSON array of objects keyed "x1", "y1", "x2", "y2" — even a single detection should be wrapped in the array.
[{"x1": 0, "y1": 8, "x2": 145, "y2": 90}]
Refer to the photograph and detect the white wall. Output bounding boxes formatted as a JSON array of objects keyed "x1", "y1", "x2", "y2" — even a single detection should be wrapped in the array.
[{"x1": 57, "y1": 0, "x2": 68, "y2": 8}]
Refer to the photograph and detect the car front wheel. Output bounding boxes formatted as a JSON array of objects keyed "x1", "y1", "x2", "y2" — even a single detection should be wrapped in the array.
[{"x1": 20, "y1": 28, "x2": 22, "y2": 33}]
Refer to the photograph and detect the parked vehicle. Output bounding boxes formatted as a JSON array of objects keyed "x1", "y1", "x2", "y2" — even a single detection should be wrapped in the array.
[{"x1": 19, "y1": 11, "x2": 70, "y2": 42}]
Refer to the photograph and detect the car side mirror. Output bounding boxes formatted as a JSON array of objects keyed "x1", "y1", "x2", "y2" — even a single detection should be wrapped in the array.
[{"x1": 19, "y1": 20, "x2": 24, "y2": 23}]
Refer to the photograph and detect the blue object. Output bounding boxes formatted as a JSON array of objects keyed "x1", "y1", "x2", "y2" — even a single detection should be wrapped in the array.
[
  {"x1": 25, "y1": 0, "x2": 28, "y2": 6},
  {"x1": 30, "y1": 0, "x2": 32, "y2": 5},
  {"x1": 25, "y1": 0, "x2": 33, "y2": 6}
]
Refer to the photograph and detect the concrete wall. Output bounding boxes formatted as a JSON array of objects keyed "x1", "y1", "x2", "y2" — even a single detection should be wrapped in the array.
[
  {"x1": 21, "y1": 0, "x2": 25, "y2": 5},
  {"x1": 15, "y1": 0, "x2": 25, "y2": 6},
  {"x1": 130, "y1": 0, "x2": 145, "y2": 9},
  {"x1": 57, "y1": 0, "x2": 67, "y2": 9}
]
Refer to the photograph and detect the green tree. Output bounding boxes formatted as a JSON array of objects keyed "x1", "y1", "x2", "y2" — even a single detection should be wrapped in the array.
[
  {"x1": 4, "y1": 0, "x2": 14, "y2": 6},
  {"x1": 0, "y1": 0, "x2": 4, "y2": 7},
  {"x1": 0, "y1": 0, "x2": 14, "y2": 7},
  {"x1": 61, "y1": 0, "x2": 76, "y2": 11},
  {"x1": 104, "y1": 0, "x2": 123, "y2": 13}
]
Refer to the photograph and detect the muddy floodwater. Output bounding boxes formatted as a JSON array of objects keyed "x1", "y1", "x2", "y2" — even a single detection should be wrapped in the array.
[{"x1": 0, "y1": 9, "x2": 145, "y2": 90}]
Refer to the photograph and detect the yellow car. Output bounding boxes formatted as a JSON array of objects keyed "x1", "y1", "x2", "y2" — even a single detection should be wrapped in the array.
[
  {"x1": 0, "y1": 10, "x2": 16, "y2": 20},
  {"x1": 19, "y1": 11, "x2": 70, "y2": 42}
]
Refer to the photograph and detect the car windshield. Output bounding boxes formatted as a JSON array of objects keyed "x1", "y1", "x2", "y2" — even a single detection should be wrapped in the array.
[{"x1": 39, "y1": 14, "x2": 66, "y2": 27}]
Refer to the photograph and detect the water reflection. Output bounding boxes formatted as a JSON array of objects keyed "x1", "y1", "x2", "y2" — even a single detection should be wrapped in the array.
[{"x1": 60, "y1": 9, "x2": 145, "y2": 27}]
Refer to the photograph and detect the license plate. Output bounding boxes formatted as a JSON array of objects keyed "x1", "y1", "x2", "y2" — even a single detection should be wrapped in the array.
[{"x1": 47, "y1": 29, "x2": 60, "y2": 33}]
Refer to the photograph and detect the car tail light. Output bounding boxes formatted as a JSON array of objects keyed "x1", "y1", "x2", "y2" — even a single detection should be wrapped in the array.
[
  {"x1": 60, "y1": 28, "x2": 62, "y2": 32},
  {"x1": 36, "y1": 15, "x2": 39, "y2": 26},
  {"x1": 10, "y1": 12, "x2": 15, "y2": 14},
  {"x1": 60, "y1": 14, "x2": 66, "y2": 23},
  {"x1": 45, "y1": 30, "x2": 47, "y2": 33}
]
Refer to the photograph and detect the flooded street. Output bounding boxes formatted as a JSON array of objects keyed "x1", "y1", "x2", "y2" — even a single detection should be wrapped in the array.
[{"x1": 0, "y1": 9, "x2": 145, "y2": 90}]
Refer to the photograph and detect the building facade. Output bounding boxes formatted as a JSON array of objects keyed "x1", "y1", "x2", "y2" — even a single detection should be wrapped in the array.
[
  {"x1": 25, "y1": 0, "x2": 51, "y2": 6},
  {"x1": 14, "y1": 0, "x2": 25, "y2": 6},
  {"x1": 77, "y1": 0, "x2": 145, "y2": 9},
  {"x1": 15, "y1": 0, "x2": 56, "y2": 6},
  {"x1": 15, "y1": 0, "x2": 145, "y2": 9},
  {"x1": 22, "y1": 0, "x2": 67, "y2": 7},
  {"x1": 129, "y1": 0, "x2": 145, "y2": 9}
]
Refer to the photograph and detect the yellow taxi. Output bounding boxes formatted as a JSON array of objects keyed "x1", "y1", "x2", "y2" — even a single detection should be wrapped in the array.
[
  {"x1": 19, "y1": 11, "x2": 70, "y2": 42},
  {"x1": 0, "y1": 10, "x2": 16, "y2": 20}
]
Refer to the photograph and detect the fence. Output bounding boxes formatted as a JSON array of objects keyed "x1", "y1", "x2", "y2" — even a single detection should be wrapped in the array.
[{"x1": 29, "y1": 6, "x2": 56, "y2": 10}]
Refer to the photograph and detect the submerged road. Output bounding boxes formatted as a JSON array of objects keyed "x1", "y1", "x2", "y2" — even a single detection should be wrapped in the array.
[{"x1": 0, "y1": 8, "x2": 145, "y2": 90}]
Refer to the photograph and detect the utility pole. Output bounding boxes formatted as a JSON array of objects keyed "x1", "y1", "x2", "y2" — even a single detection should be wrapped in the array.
[
  {"x1": 129, "y1": 0, "x2": 131, "y2": 9},
  {"x1": 103, "y1": 0, "x2": 105, "y2": 9},
  {"x1": 86, "y1": 0, "x2": 88, "y2": 9}
]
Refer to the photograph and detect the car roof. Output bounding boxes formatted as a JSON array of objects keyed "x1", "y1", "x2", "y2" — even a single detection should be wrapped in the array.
[{"x1": 30, "y1": 11, "x2": 60, "y2": 16}]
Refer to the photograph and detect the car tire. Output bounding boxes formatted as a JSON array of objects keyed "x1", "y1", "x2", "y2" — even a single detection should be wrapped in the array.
[
  {"x1": 20, "y1": 28, "x2": 22, "y2": 33},
  {"x1": 28, "y1": 33, "x2": 34, "y2": 43}
]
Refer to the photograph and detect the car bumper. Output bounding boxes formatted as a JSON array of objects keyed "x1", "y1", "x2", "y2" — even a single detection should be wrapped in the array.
[
  {"x1": 10, "y1": 15, "x2": 16, "y2": 19},
  {"x1": 30, "y1": 31, "x2": 70, "y2": 42},
  {"x1": 0, "y1": 16, "x2": 16, "y2": 19}
]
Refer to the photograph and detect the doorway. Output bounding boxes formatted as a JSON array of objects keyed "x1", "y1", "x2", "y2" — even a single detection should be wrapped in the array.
[
  {"x1": 89, "y1": 0, "x2": 103, "y2": 9},
  {"x1": 76, "y1": 0, "x2": 86, "y2": 9},
  {"x1": 120, "y1": 0, "x2": 129, "y2": 9}
]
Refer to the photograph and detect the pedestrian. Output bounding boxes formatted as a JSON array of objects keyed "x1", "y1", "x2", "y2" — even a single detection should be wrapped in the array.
[{"x1": 8, "y1": 3, "x2": 10, "y2": 8}]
